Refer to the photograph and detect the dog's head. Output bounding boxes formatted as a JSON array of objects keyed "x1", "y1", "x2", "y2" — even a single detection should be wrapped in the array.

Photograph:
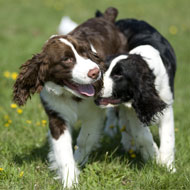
[
  {"x1": 13, "y1": 35, "x2": 103, "y2": 106},
  {"x1": 70, "y1": 7, "x2": 126, "y2": 60},
  {"x1": 95, "y1": 54, "x2": 167, "y2": 125}
]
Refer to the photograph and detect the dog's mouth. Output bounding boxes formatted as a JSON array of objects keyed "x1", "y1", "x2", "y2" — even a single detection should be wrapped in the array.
[
  {"x1": 64, "y1": 81, "x2": 95, "y2": 97},
  {"x1": 95, "y1": 97, "x2": 122, "y2": 106}
]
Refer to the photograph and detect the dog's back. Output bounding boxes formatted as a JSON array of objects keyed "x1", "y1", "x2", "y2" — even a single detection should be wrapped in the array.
[
  {"x1": 70, "y1": 8, "x2": 127, "y2": 59},
  {"x1": 116, "y1": 19, "x2": 176, "y2": 93}
]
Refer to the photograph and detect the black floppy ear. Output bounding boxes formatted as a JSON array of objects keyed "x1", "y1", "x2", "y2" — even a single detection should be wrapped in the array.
[
  {"x1": 132, "y1": 81, "x2": 167, "y2": 125},
  {"x1": 13, "y1": 53, "x2": 46, "y2": 106}
]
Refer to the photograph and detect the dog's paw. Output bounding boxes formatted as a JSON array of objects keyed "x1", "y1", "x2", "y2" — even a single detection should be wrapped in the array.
[
  {"x1": 157, "y1": 150, "x2": 176, "y2": 173},
  {"x1": 60, "y1": 163, "x2": 80, "y2": 189},
  {"x1": 50, "y1": 161, "x2": 79, "y2": 189},
  {"x1": 139, "y1": 142, "x2": 159, "y2": 162}
]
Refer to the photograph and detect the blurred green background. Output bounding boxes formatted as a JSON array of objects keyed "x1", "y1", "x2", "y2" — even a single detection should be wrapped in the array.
[{"x1": 0, "y1": 0, "x2": 190, "y2": 189}]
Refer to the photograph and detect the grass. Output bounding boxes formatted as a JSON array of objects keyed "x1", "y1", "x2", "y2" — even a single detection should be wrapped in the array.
[{"x1": 0, "y1": 0, "x2": 190, "y2": 189}]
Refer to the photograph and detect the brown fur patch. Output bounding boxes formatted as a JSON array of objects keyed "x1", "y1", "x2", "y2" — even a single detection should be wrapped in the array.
[{"x1": 41, "y1": 99, "x2": 66, "y2": 139}]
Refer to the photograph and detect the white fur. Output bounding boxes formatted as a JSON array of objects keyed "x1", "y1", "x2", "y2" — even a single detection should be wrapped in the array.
[
  {"x1": 101, "y1": 55, "x2": 128, "y2": 100},
  {"x1": 59, "y1": 38, "x2": 101, "y2": 84},
  {"x1": 50, "y1": 34, "x2": 58, "y2": 39},
  {"x1": 42, "y1": 84, "x2": 78, "y2": 125},
  {"x1": 158, "y1": 105, "x2": 175, "y2": 172},
  {"x1": 104, "y1": 103, "x2": 132, "y2": 138},
  {"x1": 58, "y1": 16, "x2": 78, "y2": 35},
  {"x1": 48, "y1": 129, "x2": 79, "y2": 188},
  {"x1": 74, "y1": 100, "x2": 105, "y2": 165},
  {"x1": 90, "y1": 44, "x2": 97, "y2": 53},
  {"x1": 119, "y1": 106, "x2": 159, "y2": 161},
  {"x1": 45, "y1": 81, "x2": 64, "y2": 96}
]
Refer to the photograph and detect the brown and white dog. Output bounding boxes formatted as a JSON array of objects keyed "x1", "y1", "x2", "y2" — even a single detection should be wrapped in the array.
[{"x1": 13, "y1": 8, "x2": 126, "y2": 188}]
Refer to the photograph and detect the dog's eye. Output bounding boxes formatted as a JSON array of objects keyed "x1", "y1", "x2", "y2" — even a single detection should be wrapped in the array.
[
  {"x1": 91, "y1": 52, "x2": 98, "y2": 58},
  {"x1": 113, "y1": 74, "x2": 123, "y2": 80},
  {"x1": 111, "y1": 66, "x2": 123, "y2": 80},
  {"x1": 61, "y1": 57, "x2": 74, "y2": 63}
]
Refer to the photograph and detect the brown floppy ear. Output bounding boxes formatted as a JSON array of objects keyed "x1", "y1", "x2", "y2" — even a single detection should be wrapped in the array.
[
  {"x1": 103, "y1": 7, "x2": 118, "y2": 23},
  {"x1": 13, "y1": 53, "x2": 45, "y2": 106}
]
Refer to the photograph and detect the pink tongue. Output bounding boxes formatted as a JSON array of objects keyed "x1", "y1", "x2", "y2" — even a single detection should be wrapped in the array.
[{"x1": 78, "y1": 84, "x2": 95, "y2": 96}]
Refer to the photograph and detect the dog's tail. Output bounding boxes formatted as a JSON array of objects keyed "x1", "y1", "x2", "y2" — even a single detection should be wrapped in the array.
[
  {"x1": 95, "y1": 7, "x2": 118, "y2": 23},
  {"x1": 58, "y1": 16, "x2": 78, "y2": 35}
]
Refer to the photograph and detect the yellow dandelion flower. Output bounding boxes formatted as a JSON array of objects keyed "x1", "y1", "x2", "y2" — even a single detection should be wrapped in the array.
[
  {"x1": 128, "y1": 149, "x2": 134, "y2": 154},
  {"x1": 175, "y1": 128, "x2": 179, "y2": 132},
  {"x1": 130, "y1": 153, "x2": 136, "y2": 158},
  {"x1": 169, "y1": 25, "x2": 178, "y2": 35},
  {"x1": 41, "y1": 120, "x2": 47, "y2": 127},
  {"x1": 4, "y1": 123, "x2": 9, "y2": 127},
  {"x1": 17, "y1": 108, "x2": 23, "y2": 114},
  {"x1": 26, "y1": 120, "x2": 32, "y2": 124},
  {"x1": 0, "y1": 168, "x2": 4, "y2": 171},
  {"x1": 109, "y1": 125, "x2": 114, "y2": 129},
  {"x1": 11, "y1": 72, "x2": 18, "y2": 80},
  {"x1": 74, "y1": 145, "x2": 78, "y2": 150},
  {"x1": 3, "y1": 71, "x2": 11, "y2": 78},
  {"x1": 19, "y1": 171, "x2": 24, "y2": 177},
  {"x1": 11, "y1": 103, "x2": 17, "y2": 109},
  {"x1": 41, "y1": 120, "x2": 47, "y2": 125},
  {"x1": 120, "y1": 125, "x2": 126, "y2": 132},
  {"x1": 8, "y1": 119, "x2": 12, "y2": 124}
]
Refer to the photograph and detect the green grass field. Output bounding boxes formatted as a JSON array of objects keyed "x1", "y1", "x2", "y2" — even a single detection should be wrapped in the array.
[{"x1": 0, "y1": 0, "x2": 190, "y2": 189}]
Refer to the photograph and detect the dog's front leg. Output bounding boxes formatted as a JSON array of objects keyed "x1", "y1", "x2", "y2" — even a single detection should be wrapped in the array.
[
  {"x1": 119, "y1": 106, "x2": 159, "y2": 161},
  {"x1": 74, "y1": 109, "x2": 105, "y2": 165},
  {"x1": 48, "y1": 114, "x2": 79, "y2": 188},
  {"x1": 158, "y1": 105, "x2": 176, "y2": 172}
]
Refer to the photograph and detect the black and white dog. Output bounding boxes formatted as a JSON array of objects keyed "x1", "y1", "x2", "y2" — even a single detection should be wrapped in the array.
[{"x1": 95, "y1": 19, "x2": 176, "y2": 172}]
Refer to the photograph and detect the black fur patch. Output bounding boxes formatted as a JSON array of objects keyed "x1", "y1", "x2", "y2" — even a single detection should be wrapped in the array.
[
  {"x1": 109, "y1": 54, "x2": 167, "y2": 125},
  {"x1": 116, "y1": 18, "x2": 176, "y2": 95}
]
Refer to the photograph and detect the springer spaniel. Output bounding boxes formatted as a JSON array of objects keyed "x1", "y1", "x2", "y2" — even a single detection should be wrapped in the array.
[
  {"x1": 13, "y1": 8, "x2": 127, "y2": 188},
  {"x1": 95, "y1": 19, "x2": 176, "y2": 172}
]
